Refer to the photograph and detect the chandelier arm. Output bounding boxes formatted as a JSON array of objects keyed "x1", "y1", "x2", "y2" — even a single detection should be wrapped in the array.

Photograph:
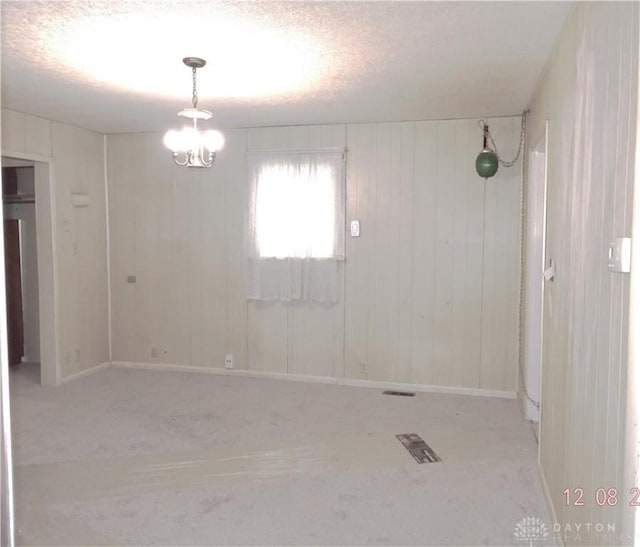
[
  {"x1": 172, "y1": 152, "x2": 189, "y2": 167},
  {"x1": 201, "y1": 152, "x2": 215, "y2": 168}
]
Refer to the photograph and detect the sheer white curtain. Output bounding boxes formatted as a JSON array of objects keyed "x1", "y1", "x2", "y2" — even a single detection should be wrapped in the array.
[{"x1": 245, "y1": 150, "x2": 345, "y2": 302}]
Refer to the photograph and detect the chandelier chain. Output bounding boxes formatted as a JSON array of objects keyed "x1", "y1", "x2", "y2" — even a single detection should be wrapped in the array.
[
  {"x1": 478, "y1": 112, "x2": 527, "y2": 168},
  {"x1": 192, "y1": 66, "x2": 198, "y2": 109}
]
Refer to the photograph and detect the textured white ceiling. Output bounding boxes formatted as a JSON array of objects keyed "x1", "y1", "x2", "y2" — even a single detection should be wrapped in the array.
[{"x1": 1, "y1": 1, "x2": 572, "y2": 134}]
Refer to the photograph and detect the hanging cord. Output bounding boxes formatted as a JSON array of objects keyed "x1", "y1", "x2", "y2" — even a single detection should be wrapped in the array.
[
  {"x1": 475, "y1": 112, "x2": 538, "y2": 410},
  {"x1": 514, "y1": 111, "x2": 540, "y2": 412},
  {"x1": 478, "y1": 112, "x2": 527, "y2": 167}
]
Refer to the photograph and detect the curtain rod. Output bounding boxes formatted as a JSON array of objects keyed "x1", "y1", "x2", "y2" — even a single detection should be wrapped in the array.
[{"x1": 246, "y1": 147, "x2": 347, "y2": 156}]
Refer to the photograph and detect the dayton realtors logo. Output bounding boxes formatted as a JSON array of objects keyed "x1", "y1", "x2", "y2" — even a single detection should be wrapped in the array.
[
  {"x1": 553, "y1": 521, "x2": 617, "y2": 544},
  {"x1": 514, "y1": 517, "x2": 550, "y2": 546}
]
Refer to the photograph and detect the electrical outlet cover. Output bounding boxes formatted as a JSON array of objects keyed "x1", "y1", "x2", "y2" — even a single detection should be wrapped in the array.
[{"x1": 608, "y1": 237, "x2": 632, "y2": 273}]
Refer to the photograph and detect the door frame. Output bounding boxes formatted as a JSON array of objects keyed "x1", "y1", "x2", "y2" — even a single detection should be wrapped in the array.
[
  {"x1": 1, "y1": 152, "x2": 59, "y2": 386},
  {"x1": 3, "y1": 216, "x2": 24, "y2": 366},
  {"x1": 522, "y1": 121, "x2": 549, "y2": 424},
  {"x1": 623, "y1": 17, "x2": 640, "y2": 541}
]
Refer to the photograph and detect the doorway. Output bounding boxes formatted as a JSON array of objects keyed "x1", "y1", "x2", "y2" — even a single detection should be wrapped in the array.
[
  {"x1": 522, "y1": 122, "x2": 549, "y2": 424},
  {"x1": 2, "y1": 161, "x2": 40, "y2": 383},
  {"x1": 1, "y1": 155, "x2": 57, "y2": 386}
]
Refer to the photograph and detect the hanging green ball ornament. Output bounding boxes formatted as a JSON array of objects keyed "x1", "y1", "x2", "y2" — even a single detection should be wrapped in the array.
[{"x1": 475, "y1": 149, "x2": 499, "y2": 179}]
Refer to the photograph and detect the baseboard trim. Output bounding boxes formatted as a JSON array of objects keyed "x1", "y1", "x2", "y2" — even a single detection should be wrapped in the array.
[
  {"x1": 110, "y1": 361, "x2": 516, "y2": 399},
  {"x1": 338, "y1": 377, "x2": 516, "y2": 399},
  {"x1": 110, "y1": 361, "x2": 337, "y2": 385},
  {"x1": 62, "y1": 361, "x2": 111, "y2": 384}
]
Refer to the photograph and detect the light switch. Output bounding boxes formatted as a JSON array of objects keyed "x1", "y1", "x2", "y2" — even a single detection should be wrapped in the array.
[
  {"x1": 608, "y1": 238, "x2": 631, "y2": 273},
  {"x1": 350, "y1": 220, "x2": 360, "y2": 237}
]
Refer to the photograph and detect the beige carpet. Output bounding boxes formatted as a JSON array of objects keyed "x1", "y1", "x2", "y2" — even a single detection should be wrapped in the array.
[{"x1": 10, "y1": 364, "x2": 551, "y2": 546}]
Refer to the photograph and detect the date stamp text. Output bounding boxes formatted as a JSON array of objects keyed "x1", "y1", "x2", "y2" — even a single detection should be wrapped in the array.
[{"x1": 563, "y1": 487, "x2": 640, "y2": 507}]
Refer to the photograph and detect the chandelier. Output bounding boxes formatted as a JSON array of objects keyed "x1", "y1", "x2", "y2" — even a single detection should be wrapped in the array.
[
  {"x1": 163, "y1": 57, "x2": 224, "y2": 168},
  {"x1": 475, "y1": 111, "x2": 527, "y2": 179}
]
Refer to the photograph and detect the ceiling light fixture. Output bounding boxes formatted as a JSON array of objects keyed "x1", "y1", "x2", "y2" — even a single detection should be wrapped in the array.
[
  {"x1": 163, "y1": 57, "x2": 224, "y2": 168},
  {"x1": 475, "y1": 111, "x2": 527, "y2": 179}
]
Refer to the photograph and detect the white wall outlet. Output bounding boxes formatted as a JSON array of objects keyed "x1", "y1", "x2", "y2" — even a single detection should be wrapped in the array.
[
  {"x1": 225, "y1": 354, "x2": 234, "y2": 369},
  {"x1": 71, "y1": 192, "x2": 90, "y2": 207}
]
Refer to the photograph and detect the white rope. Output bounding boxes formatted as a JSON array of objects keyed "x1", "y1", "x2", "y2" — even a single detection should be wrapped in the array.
[{"x1": 515, "y1": 111, "x2": 540, "y2": 411}]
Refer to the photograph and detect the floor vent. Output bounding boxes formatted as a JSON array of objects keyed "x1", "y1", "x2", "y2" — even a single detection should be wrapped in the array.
[
  {"x1": 396, "y1": 433, "x2": 441, "y2": 464},
  {"x1": 383, "y1": 390, "x2": 415, "y2": 397}
]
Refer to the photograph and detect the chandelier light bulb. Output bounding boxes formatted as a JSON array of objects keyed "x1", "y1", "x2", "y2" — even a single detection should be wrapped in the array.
[
  {"x1": 163, "y1": 129, "x2": 186, "y2": 152},
  {"x1": 476, "y1": 148, "x2": 499, "y2": 179},
  {"x1": 181, "y1": 127, "x2": 200, "y2": 150},
  {"x1": 202, "y1": 130, "x2": 225, "y2": 152}
]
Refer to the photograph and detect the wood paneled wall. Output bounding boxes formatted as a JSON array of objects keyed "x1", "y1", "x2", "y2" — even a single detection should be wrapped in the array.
[
  {"x1": 107, "y1": 130, "x2": 247, "y2": 370},
  {"x1": 345, "y1": 118, "x2": 521, "y2": 390},
  {"x1": 108, "y1": 116, "x2": 522, "y2": 394},
  {"x1": 1, "y1": 109, "x2": 110, "y2": 381},
  {"x1": 528, "y1": 3, "x2": 638, "y2": 543}
]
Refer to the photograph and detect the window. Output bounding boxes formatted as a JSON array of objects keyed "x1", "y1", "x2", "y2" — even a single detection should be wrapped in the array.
[
  {"x1": 245, "y1": 150, "x2": 345, "y2": 302},
  {"x1": 256, "y1": 162, "x2": 338, "y2": 259}
]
